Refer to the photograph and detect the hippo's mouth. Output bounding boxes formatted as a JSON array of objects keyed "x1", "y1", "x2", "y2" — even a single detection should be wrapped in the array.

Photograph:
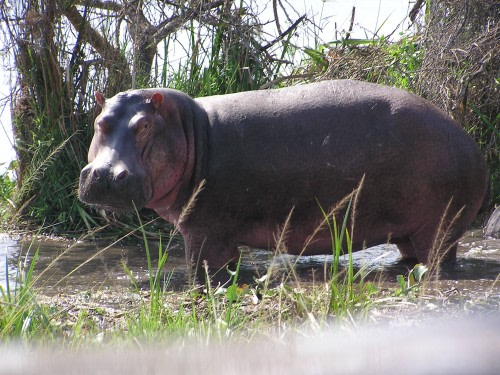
[
  {"x1": 78, "y1": 164, "x2": 151, "y2": 212},
  {"x1": 81, "y1": 201, "x2": 145, "y2": 213},
  {"x1": 78, "y1": 187, "x2": 149, "y2": 213}
]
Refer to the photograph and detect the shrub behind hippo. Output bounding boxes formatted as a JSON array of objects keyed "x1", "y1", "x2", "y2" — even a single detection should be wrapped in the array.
[{"x1": 78, "y1": 80, "x2": 488, "y2": 268}]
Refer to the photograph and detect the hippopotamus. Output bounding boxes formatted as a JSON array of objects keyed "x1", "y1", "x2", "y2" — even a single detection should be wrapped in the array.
[
  {"x1": 78, "y1": 80, "x2": 488, "y2": 268},
  {"x1": 485, "y1": 206, "x2": 500, "y2": 239}
]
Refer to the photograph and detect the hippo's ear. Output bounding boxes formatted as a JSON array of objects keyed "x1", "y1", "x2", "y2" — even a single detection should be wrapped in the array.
[
  {"x1": 150, "y1": 92, "x2": 164, "y2": 110},
  {"x1": 95, "y1": 92, "x2": 106, "y2": 107}
]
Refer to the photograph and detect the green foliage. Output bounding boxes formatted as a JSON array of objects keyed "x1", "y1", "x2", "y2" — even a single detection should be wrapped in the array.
[
  {"x1": 122, "y1": 210, "x2": 175, "y2": 339},
  {"x1": 0, "y1": 168, "x2": 15, "y2": 221},
  {"x1": 384, "y1": 34, "x2": 423, "y2": 90},
  {"x1": 11, "y1": 131, "x2": 92, "y2": 233},
  {"x1": 123, "y1": 217, "x2": 254, "y2": 341},
  {"x1": 318, "y1": 197, "x2": 378, "y2": 317},
  {"x1": 395, "y1": 264, "x2": 429, "y2": 297},
  {"x1": 164, "y1": 12, "x2": 290, "y2": 97},
  {"x1": 303, "y1": 46, "x2": 330, "y2": 74}
]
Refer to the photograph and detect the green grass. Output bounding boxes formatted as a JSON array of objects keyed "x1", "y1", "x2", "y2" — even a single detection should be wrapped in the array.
[
  {"x1": 0, "y1": 196, "x2": 380, "y2": 344},
  {"x1": 0, "y1": 241, "x2": 53, "y2": 341},
  {"x1": 1, "y1": 220, "x2": 497, "y2": 347}
]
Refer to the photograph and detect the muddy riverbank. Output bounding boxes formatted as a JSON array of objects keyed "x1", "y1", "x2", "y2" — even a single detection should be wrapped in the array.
[{"x1": 1, "y1": 230, "x2": 499, "y2": 329}]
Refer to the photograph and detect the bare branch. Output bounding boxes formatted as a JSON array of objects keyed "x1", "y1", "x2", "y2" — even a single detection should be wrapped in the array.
[
  {"x1": 273, "y1": 0, "x2": 282, "y2": 35},
  {"x1": 344, "y1": 7, "x2": 355, "y2": 44},
  {"x1": 409, "y1": 0, "x2": 425, "y2": 22},
  {"x1": 63, "y1": 5, "x2": 126, "y2": 67},
  {"x1": 153, "y1": 0, "x2": 225, "y2": 42},
  {"x1": 260, "y1": 14, "x2": 305, "y2": 51},
  {"x1": 73, "y1": 0, "x2": 122, "y2": 12},
  {"x1": 63, "y1": 4, "x2": 131, "y2": 89}
]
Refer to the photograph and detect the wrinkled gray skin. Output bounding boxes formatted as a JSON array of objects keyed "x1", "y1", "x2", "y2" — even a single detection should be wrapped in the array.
[
  {"x1": 485, "y1": 206, "x2": 500, "y2": 239},
  {"x1": 79, "y1": 80, "x2": 488, "y2": 268}
]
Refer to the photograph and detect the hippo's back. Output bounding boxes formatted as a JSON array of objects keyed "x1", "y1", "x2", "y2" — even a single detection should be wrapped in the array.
[
  {"x1": 197, "y1": 80, "x2": 412, "y2": 122},
  {"x1": 195, "y1": 80, "x2": 484, "y2": 190}
]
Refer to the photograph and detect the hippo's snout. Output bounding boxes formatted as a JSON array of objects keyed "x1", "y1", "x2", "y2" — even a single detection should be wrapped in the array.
[
  {"x1": 79, "y1": 162, "x2": 148, "y2": 211},
  {"x1": 86, "y1": 163, "x2": 129, "y2": 185}
]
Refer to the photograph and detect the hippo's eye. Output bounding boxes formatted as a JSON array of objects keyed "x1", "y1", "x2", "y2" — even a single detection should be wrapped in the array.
[{"x1": 135, "y1": 120, "x2": 151, "y2": 139}]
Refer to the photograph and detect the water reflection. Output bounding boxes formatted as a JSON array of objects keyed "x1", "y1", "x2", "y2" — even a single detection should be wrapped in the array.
[{"x1": 0, "y1": 235, "x2": 20, "y2": 292}]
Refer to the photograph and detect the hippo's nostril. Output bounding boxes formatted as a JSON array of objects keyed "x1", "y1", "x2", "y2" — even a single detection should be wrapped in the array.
[
  {"x1": 92, "y1": 167, "x2": 110, "y2": 181},
  {"x1": 116, "y1": 169, "x2": 128, "y2": 180},
  {"x1": 92, "y1": 168, "x2": 101, "y2": 179}
]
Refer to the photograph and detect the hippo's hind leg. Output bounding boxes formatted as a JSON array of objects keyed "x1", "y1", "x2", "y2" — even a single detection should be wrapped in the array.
[
  {"x1": 395, "y1": 237, "x2": 457, "y2": 264},
  {"x1": 395, "y1": 223, "x2": 458, "y2": 264}
]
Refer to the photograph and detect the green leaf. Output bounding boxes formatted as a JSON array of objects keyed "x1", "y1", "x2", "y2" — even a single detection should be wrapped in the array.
[
  {"x1": 226, "y1": 284, "x2": 249, "y2": 303},
  {"x1": 409, "y1": 264, "x2": 428, "y2": 287}
]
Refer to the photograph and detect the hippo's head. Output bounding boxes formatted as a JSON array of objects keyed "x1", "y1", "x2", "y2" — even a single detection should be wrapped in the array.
[{"x1": 78, "y1": 90, "x2": 190, "y2": 213}]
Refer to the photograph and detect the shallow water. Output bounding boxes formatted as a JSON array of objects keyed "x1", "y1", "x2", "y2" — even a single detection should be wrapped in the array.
[{"x1": 1, "y1": 230, "x2": 499, "y2": 296}]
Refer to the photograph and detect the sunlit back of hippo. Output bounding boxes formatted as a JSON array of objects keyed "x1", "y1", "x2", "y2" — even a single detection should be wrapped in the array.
[{"x1": 78, "y1": 80, "x2": 488, "y2": 268}]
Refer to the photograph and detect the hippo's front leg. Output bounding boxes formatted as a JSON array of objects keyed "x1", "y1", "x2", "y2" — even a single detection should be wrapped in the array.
[{"x1": 183, "y1": 232, "x2": 239, "y2": 269}]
